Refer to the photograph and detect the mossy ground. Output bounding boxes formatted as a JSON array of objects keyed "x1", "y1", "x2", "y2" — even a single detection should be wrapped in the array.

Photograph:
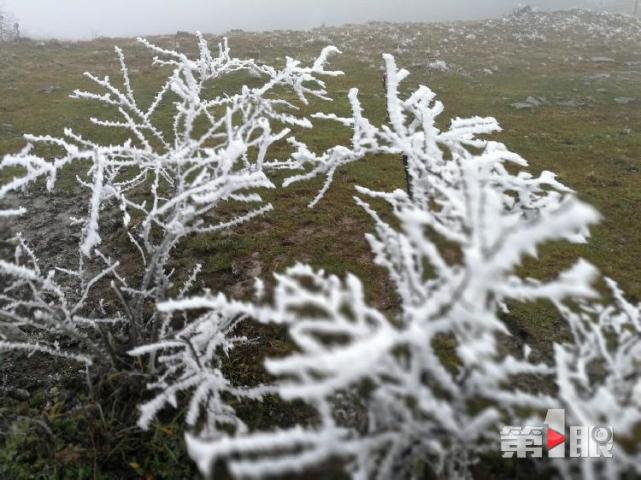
[{"x1": 1, "y1": 14, "x2": 640, "y2": 479}]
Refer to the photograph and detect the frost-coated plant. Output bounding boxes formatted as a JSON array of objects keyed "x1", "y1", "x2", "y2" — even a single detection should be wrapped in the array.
[
  {"x1": 3, "y1": 34, "x2": 640, "y2": 480},
  {"x1": 145, "y1": 54, "x2": 641, "y2": 479},
  {"x1": 551, "y1": 280, "x2": 641, "y2": 480},
  {"x1": 0, "y1": 34, "x2": 342, "y2": 367},
  {"x1": 130, "y1": 288, "x2": 266, "y2": 434}
]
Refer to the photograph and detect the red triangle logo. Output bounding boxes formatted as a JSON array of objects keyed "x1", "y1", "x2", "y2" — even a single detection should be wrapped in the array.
[{"x1": 547, "y1": 428, "x2": 566, "y2": 450}]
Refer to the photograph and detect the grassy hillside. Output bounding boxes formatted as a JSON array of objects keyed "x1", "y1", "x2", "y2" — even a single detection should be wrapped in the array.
[{"x1": 0, "y1": 9, "x2": 640, "y2": 479}]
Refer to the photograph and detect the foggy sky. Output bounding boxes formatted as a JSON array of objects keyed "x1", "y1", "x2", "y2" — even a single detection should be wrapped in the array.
[{"x1": 2, "y1": 1, "x2": 584, "y2": 40}]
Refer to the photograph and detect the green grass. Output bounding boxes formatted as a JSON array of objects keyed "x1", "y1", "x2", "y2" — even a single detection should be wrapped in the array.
[{"x1": 1, "y1": 16, "x2": 640, "y2": 478}]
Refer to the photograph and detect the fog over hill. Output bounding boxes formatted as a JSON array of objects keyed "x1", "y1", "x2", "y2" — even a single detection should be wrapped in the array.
[{"x1": 1, "y1": 0, "x2": 627, "y2": 40}]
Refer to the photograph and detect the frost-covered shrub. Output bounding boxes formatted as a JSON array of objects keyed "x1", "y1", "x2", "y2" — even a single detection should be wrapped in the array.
[
  {"x1": 0, "y1": 34, "x2": 342, "y2": 367},
  {"x1": 552, "y1": 279, "x2": 641, "y2": 480},
  {"x1": 3, "y1": 34, "x2": 640, "y2": 480},
  {"x1": 146, "y1": 54, "x2": 641, "y2": 479}
]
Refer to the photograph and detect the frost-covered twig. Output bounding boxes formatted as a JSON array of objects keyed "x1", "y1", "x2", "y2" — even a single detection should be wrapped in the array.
[
  {"x1": 131, "y1": 292, "x2": 267, "y2": 433},
  {"x1": 551, "y1": 280, "x2": 641, "y2": 480},
  {"x1": 0, "y1": 235, "x2": 119, "y2": 365}
]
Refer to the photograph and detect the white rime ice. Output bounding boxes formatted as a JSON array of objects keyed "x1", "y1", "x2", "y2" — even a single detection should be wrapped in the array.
[
  {"x1": 157, "y1": 54, "x2": 640, "y2": 479},
  {"x1": 0, "y1": 35, "x2": 342, "y2": 366},
  {"x1": 552, "y1": 279, "x2": 641, "y2": 480}
]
